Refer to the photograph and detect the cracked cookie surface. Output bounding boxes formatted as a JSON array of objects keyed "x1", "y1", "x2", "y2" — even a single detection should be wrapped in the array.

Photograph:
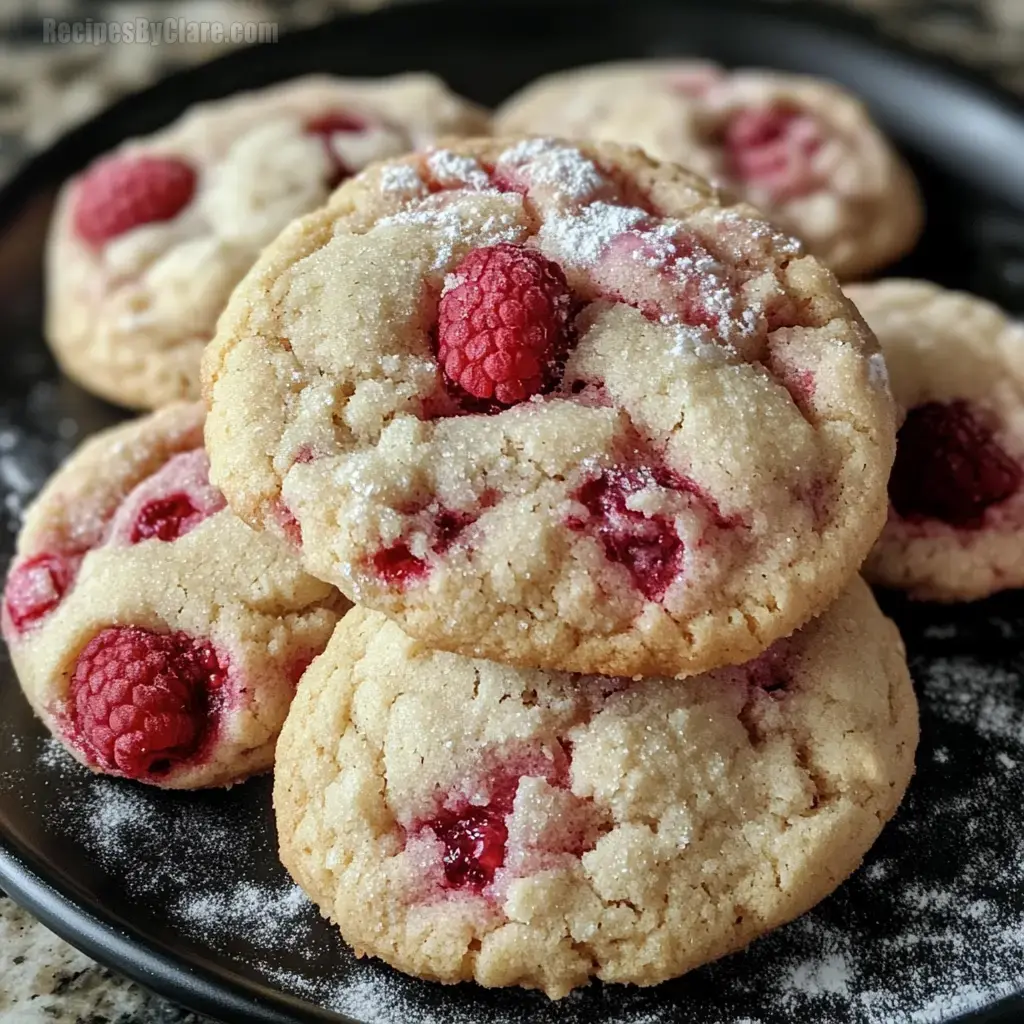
[
  {"x1": 204, "y1": 136, "x2": 895, "y2": 678},
  {"x1": 46, "y1": 73, "x2": 489, "y2": 409},
  {"x1": 495, "y1": 61, "x2": 923, "y2": 280},
  {"x1": 274, "y1": 578, "x2": 918, "y2": 998},
  {"x1": 849, "y1": 279, "x2": 1024, "y2": 600},
  {"x1": 2, "y1": 402, "x2": 346, "y2": 788}
]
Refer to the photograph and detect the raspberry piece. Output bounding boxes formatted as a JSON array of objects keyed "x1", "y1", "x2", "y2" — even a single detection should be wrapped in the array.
[
  {"x1": 432, "y1": 806, "x2": 509, "y2": 889},
  {"x1": 305, "y1": 110, "x2": 367, "y2": 188},
  {"x1": 371, "y1": 505, "x2": 479, "y2": 588},
  {"x1": 437, "y1": 243, "x2": 572, "y2": 407},
  {"x1": 890, "y1": 400, "x2": 1022, "y2": 527},
  {"x1": 73, "y1": 155, "x2": 196, "y2": 245},
  {"x1": 570, "y1": 467, "x2": 685, "y2": 602},
  {"x1": 69, "y1": 627, "x2": 225, "y2": 779},
  {"x1": 130, "y1": 494, "x2": 201, "y2": 544},
  {"x1": 723, "y1": 105, "x2": 823, "y2": 201},
  {"x1": 3, "y1": 552, "x2": 77, "y2": 635},
  {"x1": 372, "y1": 542, "x2": 429, "y2": 586}
]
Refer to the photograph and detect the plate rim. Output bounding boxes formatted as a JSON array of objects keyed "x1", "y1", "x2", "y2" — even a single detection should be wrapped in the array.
[{"x1": 2, "y1": 0, "x2": 1024, "y2": 1021}]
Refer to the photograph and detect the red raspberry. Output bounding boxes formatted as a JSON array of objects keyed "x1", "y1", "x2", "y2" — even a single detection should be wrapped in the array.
[
  {"x1": 413, "y1": 757, "x2": 548, "y2": 891},
  {"x1": 371, "y1": 506, "x2": 479, "y2": 589},
  {"x1": 437, "y1": 243, "x2": 572, "y2": 407},
  {"x1": 431, "y1": 805, "x2": 509, "y2": 889},
  {"x1": 890, "y1": 400, "x2": 1022, "y2": 527},
  {"x1": 570, "y1": 467, "x2": 686, "y2": 603},
  {"x1": 69, "y1": 627, "x2": 225, "y2": 779},
  {"x1": 130, "y1": 494, "x2": 202, "y2": 544},
  {"x1": 73, "y1": 155, "x2": 196, "y2": 245},
  {"x1": 305, "y1": 110, "x2": 367, "y2": 188},
  {"x1": 3, "y1": 552, "x2": 77, "y2": 635},
  {"x1": 724, "y1": 105, "x2": 823, "y2": 201}
]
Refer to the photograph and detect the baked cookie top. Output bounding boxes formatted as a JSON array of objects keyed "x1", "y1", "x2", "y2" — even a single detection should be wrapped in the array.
[
  {"x1": 45, "y1": 73, "x2": 489, "y2": 409},
  {"x1": 495, "y1": 60, "x2": 923, "y2": 280},
  {"x1": 204, "y1": 136, "x2": 895, "y2": 679},
  {"x1": 849, "y1": 279, "x2": 1024, "y2": 601},
  {"x1": 2, "y1": 402, "x2": 344, "y2": 788},
  {"x1": 275, "y1": 579, "x2": 918, "y2": 999}
]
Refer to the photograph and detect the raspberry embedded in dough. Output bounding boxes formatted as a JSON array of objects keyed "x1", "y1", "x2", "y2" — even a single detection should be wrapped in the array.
[
  {"x1": 105, "y1": 449, "x2": 226, "y2": 546},
  {"x1": 437, "y1": 242, "x2": 573, "y2": 407},
  {"x1": 371, "y1": 504, "x2": 480, "y2": 588},
  {"x1": 304, "y1": 110, "x2": 370, "y2": 187},
  {"x1": 569, "y1": 466, "x2": 687, "y2": 602},
  {"x1": 3, "y1": 552, "x2": 80, "y2": 636},
  {"x1": 67, "y1": 626, "x2": 226, "y2": 780},
  {"x1": 723, "y1": 105, "x2": 824, "y2": 201},
  {"x1": 72, "y1": 154, "x2": 196, "y2": 245},
  {"x1": 889, "y1": 400, "x2": 1022, "y2": 528}
]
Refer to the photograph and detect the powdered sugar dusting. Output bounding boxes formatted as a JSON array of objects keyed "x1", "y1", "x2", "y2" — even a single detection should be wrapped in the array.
[
  {"x1": 497, "y1": 137, "x2": 608, "y2": 202},
  {"x1": 537, "y1": 201, "x2": 648, "y2": 267},
  {"x1": 426, "y1": 149, "x2": 492, "y2": 191},
  {"x1": 380, "y1": 163, "x2": 426, "y2": 197},
  {"x1": 377, "y1": 195, "x2": 526, "y2": 271}
]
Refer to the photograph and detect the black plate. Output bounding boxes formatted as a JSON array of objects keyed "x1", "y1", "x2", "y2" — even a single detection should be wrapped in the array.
[{"x1": 2, "y1": 1, "x2": 1024, "y2": 1021}]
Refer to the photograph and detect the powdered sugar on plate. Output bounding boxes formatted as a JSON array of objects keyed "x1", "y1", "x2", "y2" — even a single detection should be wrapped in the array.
[{"x1": 1, "y1": 596, "x2": 1023, "y2": 1023}]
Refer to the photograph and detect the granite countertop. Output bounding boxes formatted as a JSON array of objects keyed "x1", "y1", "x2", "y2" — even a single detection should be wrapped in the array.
[{"x1": 1, "y1": 1, "x2": 1023, "y2": 1022}]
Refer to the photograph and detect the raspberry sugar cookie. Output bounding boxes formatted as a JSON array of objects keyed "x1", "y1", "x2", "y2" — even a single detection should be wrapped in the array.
[
  {"x1": 495, "y1": 61, "x2": 923, "y2": 280},
  {"x1": 2, "y1": 403, "x2": 345, "y2": 788},
  {"x1": 275, "y1": 579, "x2": 918, "y2": 998},
  {"x1": 848, "y1": 279, "x2": 1024, "y2": 601},
  {"x1": 46, "y1": 74, "x2": 489, "y2": 409},
  {"x1": 203, "y1": 137, "x2": 896, "y2": 679}
]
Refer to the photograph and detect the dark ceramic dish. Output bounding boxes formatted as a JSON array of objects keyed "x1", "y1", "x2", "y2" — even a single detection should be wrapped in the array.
[{"x1": 1, "y1": 1, "x2": 1023, "y2": 1021}]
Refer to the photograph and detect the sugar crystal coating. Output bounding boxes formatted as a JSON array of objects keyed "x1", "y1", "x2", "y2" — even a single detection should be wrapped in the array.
[{"x1": 204, "y1": 136, "x2": 895, "y2": 679}]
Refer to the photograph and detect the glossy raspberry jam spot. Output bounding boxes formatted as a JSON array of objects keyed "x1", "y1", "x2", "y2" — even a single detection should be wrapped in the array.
[
  {"x1": 371, "y1": 504, "x2": 481, "y2": 588},
  {"x1": 129, "y1": 494, "x2": 201, "y2": 543},
  {"x1": 569, "y1": 466, "x2": 687, "y2": 602},
  {"x1": 105, "y1": 449, "x2": 226, "y2": 547},
  {"x1": 73, "y1": 154, "x2": 196, "y2": 245},
  {"x1": 3, "y1": 551, "x2": 80, "y2": 636},
  {"x1": 723, "y1": 105, "x2": 824, "y2": 201},
  {"x1": 305, "y1": 111, "x2": 368, "y2": 188},
  {"x1": 412, "y1": 748, "x2": 571, "y2": 892},
  {"x1": 889, "y1": 400, "x2": 1022, "y2": 528},
  {"x1": 436, "y1": 243, "x2": 573, "y2": 408},
  {"x1": 68, "y1": 626, "x2": 227, "y2": 780}
]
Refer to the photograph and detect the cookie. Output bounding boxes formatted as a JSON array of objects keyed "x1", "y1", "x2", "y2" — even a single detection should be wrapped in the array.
[
  {"x1": 275, "y1": 578, "x2": 918, "y2": 999},
  {"x1": 204, "y1": 136, "x2": 896, "y2": 679},
  {"x1": 847, "y1": 279, "x2": 1024, "y2": 600},
  {"x1": 1, "y1": 402, "x2": 346, "y2": 788},
  {"x1": 495, "y1": 61, "x2": 923, "y2": 280},
  {"x1": 46, "y1": 73, "x2": 490, "y2": 410}
]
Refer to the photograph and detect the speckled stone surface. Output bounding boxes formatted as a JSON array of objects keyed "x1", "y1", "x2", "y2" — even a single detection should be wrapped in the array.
[{"x1": 0, "y1": 1, "x2": 1020, "y2": 1021}]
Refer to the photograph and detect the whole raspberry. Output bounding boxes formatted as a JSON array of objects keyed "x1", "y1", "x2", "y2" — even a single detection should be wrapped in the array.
[
  {"x1": 73, "y1": 154, "x2": 197, "y2": 245},
  {"x1": 724, "y1": 105, "x2": 823, "y2": 201},
  {"x1": 890, "y1": 400, "x2": 1022, "y2": 527},
  {"x1": 69, "y1": 627, "x2": 225, "y2": 779},
  {"x1": 3, "y1": 552, "x2": 77, "y2": 635},
  {"x1": 437, "y1": 243, "x2": 572, "y2": 407}
]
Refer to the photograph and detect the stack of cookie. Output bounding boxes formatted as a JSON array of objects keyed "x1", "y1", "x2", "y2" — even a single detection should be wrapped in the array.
[
  {"x1": 7, "y1": 61, "x2": 976, "y2": 998},
  {"x1": 200, "y1": 136, "x2": 917, "y2": 998}
]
